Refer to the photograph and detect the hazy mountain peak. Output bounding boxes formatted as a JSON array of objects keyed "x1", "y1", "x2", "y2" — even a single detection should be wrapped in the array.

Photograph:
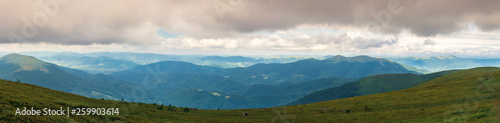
[
  {"x1": 324, "y1": 55, "x2": 346, "y2": 61},
  {"x1": 403, "y1": 55, "x2": 458, "y2": 60},
  {"x1": 54, "y1": 52, "x2": 86, "y2": 57},
  {"x1": 1, "y1": 53, "x2": 43, "y2": 64},
  {"x1": 0, "y1": 53, "x2": 50, "y2": 73},
  {"x1": 326, "y1": 55, "x2": 390, "y2": 63},
  {"x1": 198, "y1": 56, "x2": 257, "y2": 63},
  {"x1": 432, "y1": 55, "x2": 458, "y2": 60},
  {"x1": 331, "y1": 55, "x2": 346, "y2": 58}
]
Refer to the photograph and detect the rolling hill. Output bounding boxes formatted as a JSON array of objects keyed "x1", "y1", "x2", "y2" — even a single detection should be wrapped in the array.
[
  {"x1": 148, "y1": 77, "x2": 357, "y2": 109},
  {"x1": 0, "y1": 53, "x2": 143, "y2": 102},
  {"x1": 109, "y1": 61, "x2": 357, "y2": 109},
  {"x1": 108, "y1": 55, "x2": 417, "y2": 109},
  {"x1": 112, "y1": 55, "x2": 417, "y2": 86},
  {"x1": 0, "y1": 53, "x2": 422, "y2": 109},
  {"x1": 220, "y1": 55, "x2": 417, "y2": 85},
  {"x1": 242, "y1": 77, "x2": 357, "y2": 96},
  {"x1": 1, "y1": 67, "x2": 499, "y2": 122},
  {"x1": 288, "y1": 70, "x2": 458, "y2": 105}
]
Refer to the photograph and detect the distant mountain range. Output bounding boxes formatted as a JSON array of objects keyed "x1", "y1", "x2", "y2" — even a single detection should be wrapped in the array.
[
  {"x1": 219, "y1": 55, "x2": 417, "y2": 85},
  {"x1": 111, "y1": 55, "x2": 416, "y2": 92},
  {"x1": 110, "y1": 55, "x2": 417, "y2": 109},
  {"x1": 8, "y1": 52, "x2": 500, "y2": 73},
  {"x1": 0, "y1": 53, "x2": 418, "y2": 109},
  {"x1": 192, "y1": 55, "x2": 316, "y2": 68},
  {"x1": 6, "y1": 52, "x2": 500, "y2": 109},
  {"x1": 5, "y1": 52, "x2": 316, "y2": 73},
  {"x1": 39, "y1": 55, "x2": 139, "y2": 74},
  {"x1": 0, "y1": 54, "x2": 142, "y2": 102},
  {"x1": 386, "y1": 55, "x2": 500, "y2": 73},
  {"x1": 85, "y1": 52, "x2": 188, "y2": 65}
]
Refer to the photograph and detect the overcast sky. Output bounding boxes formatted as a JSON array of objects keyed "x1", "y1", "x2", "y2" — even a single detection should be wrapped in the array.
[{"x1": 1, "y1": 0, "x2": 500, "y2": 57}]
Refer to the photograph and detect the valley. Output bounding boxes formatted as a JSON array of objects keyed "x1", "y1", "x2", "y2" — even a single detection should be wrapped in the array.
[
  {"x1": 1, "y1": 52, "x2": 500, "y2": 122},
  {"x1": 1, "y1": 67, "x2": 498, "y2": 122},
  {"x1": 0, "y1": 53, "x2": 418, "y2": 109}
]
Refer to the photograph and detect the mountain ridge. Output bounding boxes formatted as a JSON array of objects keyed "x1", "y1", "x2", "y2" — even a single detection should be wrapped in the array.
[
  {"x1": 0, "y1": 53, "x2": 51, "y2": 73},
  {"x1": 288, "y1": 69, "x2": 458, "y2": 105},
  {"x1": 108, "y1": 55, "x2": 418, "y2": 109},
  {"x1": 0, "y1": 53, "x2": 421, "y2": 109},
  {"x1": 0, "y1": 53, "x2": 144, "y2": 102},
  {"x1": 1, "y1": 67, "x2": 498, "y2": 122}
]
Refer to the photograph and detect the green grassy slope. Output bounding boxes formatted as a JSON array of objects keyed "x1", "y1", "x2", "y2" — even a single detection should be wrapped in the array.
[
  {"x1": 1, "y1": 67, "x2": 499, "y2": 122},
  {"x1": 288, "y1": 70, "x2": 458, "y2": 105},
  {"x1": 281, "y1": 67, "x2": 500, "y2": 122}
]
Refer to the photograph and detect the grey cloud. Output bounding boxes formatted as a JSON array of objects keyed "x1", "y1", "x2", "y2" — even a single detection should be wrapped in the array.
[
  {"x1": 166, "y1": 32, "x2": 399, "y2": 51},
  {"x1": 1, "y1": 0, "x2": 500, "y2": 45},
  {"x1": 474, "y1": 13, "x2": 500, "y2": 31},
  {"x1": 351, "y1": 36, "x2": 398, "y2": 49},
  {"x1": 0, "y1": 0, "x2": 213, "y2": 45},
  {"x1": 291, "y1": 33, "x2": 398, "y2": 49},
  {"x1": 424, "y1": 39, "x2": 436, "y2": 45},
  {"x1": 222, "y1": 0, "x2": 500, "y2": 36}
]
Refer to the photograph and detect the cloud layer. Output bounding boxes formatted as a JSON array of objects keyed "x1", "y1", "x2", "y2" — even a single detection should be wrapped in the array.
[{"x1": 0, "y1": 0, "x2": 499, "y2": 47}]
